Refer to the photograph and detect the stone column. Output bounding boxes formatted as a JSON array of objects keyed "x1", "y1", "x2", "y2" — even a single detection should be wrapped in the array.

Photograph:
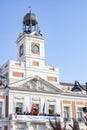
[
  {"x1": 9, "y1": 121, "x2": 16, "y2": 130},
  {"x1": 26, "y1": 122, "x2": 30, "y2": 130},
  {"x1": 36, "y1": 124, "x2": 39, "y2": 130},
  {"x1": 45, "y1": 122, "x2": 50, "y2": 130}
]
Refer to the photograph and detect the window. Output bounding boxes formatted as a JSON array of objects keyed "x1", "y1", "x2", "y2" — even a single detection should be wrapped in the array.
[
  {"x1": 47, "y1": 76, "x2": 57, "y2": 82},
  {"x1": 77, "y1": 107, "x2": 83, "y2": 122},
  {"x1": 16, "y1": 103, "x2": 23, "y2": 114},
  {"x1": 0, "y1": 102, "x2": 2, "y2": 118},
  {"x1": 12, "y1": 71, "x2": 24, "y2": 77},
  {"x1": 48, "y1": 105, "x2": 55, "y2": 115},
  {"x1": 64, "y1": 106, "x2": 70, "y2": 121},
  {"x1": 32, "y1": 61, "x2": 39, "y2": 66}
]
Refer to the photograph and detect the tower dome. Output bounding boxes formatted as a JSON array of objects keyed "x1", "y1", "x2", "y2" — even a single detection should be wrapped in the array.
[
  {"x1": 23, "y1": 11, "x2": 39, "y2": 34},
  {"x1": 23, "y1": 12, "x2": 38, "y2": 26}
]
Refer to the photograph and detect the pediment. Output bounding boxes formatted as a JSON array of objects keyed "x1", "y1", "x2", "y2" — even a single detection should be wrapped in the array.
[{"x1": 9, "y1": 76, "x2": 62, "y2": 94}]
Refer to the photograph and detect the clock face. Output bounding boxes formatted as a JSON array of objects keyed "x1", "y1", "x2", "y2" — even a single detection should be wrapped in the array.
[
  {"x1": 19, "y1": 44, "x2": 24, "y2": 56},
  {"x1": 31, "y1": 45, "x2": 39, "y2": 53}
]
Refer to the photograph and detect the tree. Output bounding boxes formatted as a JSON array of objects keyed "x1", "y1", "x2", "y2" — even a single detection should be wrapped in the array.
[{"x1": 49, "y1": 117, "x2": 80, "y2": 130}]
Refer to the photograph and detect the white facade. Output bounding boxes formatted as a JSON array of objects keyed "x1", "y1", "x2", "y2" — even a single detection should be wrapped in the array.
[
  {"x1": 1, "y1": 32, "x2": 59, "y2": 86},
  {"x1": 0, "y1": 10, "x2": 87, "y2": 130},
  {"x1": 0, "y1": 77, "x2": 87, "y2": 130}
]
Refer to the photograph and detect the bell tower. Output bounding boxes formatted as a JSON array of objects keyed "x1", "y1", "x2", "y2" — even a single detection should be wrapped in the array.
[
  {"x1": 16, "y1": 10, "x2": 45, "y2": 69},
  {"x1": 23, "y1": 10, "x2": 38, "y2": 33}
]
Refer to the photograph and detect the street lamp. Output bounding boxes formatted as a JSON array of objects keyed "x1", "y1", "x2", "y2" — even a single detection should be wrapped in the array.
[
  {"x1": 82, "y1": 107, "x2": 87, "y2": 113},
  {"x1": 71, "y1": 80, "x2": 87, "y2": 94},
  {"x1": 71, "y1": 81, "x2": 87, "y2": 121}
]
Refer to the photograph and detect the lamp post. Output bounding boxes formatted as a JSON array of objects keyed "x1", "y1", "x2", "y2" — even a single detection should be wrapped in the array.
[
  {"x1": 71, "y1": 81, "x2": 87, "y2": 118},
  {"x1": 71, "y1": 80, "x2": 87, "y2": 94}
]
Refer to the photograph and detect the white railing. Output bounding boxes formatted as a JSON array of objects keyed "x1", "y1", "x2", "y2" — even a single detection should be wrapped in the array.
[{"x1": 9, "y1": 114, "x2": 61, "y2": 122}]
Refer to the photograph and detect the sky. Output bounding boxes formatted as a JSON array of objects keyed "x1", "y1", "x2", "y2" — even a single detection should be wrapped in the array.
[{"x1": 0, "y1": 0, "x2": 87, "y2": 85}]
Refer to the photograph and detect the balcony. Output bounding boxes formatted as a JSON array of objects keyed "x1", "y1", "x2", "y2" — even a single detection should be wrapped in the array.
[{"x1": 9, "y1": 114, "x2": 61, "y2": 123}]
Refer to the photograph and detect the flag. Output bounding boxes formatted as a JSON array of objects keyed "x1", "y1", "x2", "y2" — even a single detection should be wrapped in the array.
[
  {"x1": 30, "y1": 103, "x2": 34, "y2": 115},
  {"x1": 42, "y1": 103, "x2": 45, "y2": 115},
  {"x1": 23, "y1": 104, "x2": 28, "y2": 114}
]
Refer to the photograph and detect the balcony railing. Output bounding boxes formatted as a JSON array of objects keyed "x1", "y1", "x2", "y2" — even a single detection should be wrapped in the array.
[
  {"x1": 63, "y1": 117, "x2": 84, "y2": 124},
  {"x1": 9, "y1": 114, "x2": 61, "y2": 123}
]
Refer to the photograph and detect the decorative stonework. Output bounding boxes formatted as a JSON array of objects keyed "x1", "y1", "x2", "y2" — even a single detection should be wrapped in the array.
[
  {"x1": 32, "y1": 61, "x2": 39, "y2": 66},
  {"x1": 12, "y1": 71, "x2": 24, "y2": 77},
  {"x1": 47, "y1": 76, "x2": 57, "y2": 82},
  {"x1": 10, "y1": 76, "x2": 62, "y2": 94}
]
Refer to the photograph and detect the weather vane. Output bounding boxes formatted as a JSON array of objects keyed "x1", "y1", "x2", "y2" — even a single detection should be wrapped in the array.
[{"x1": 28, "y1": 6, "x2": 31, "y2": 12}]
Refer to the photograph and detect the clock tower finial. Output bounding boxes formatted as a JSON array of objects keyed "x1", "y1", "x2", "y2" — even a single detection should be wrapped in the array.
[{"x1": 28, "y1": 6, "x2": 31, "y2": 12}]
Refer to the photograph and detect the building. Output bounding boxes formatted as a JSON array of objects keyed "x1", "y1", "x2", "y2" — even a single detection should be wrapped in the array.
[{"x1": 0, "y1": 9, "x2": 87, "y2": 130}]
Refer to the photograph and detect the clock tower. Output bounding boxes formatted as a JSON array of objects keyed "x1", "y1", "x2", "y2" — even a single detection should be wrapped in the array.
[
  {"x1": 17, "y1": 11, "x2": 45, "y2": 69},
  {"x1": 2, "y1": 10, "x2": 59, "y2": 85}
]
